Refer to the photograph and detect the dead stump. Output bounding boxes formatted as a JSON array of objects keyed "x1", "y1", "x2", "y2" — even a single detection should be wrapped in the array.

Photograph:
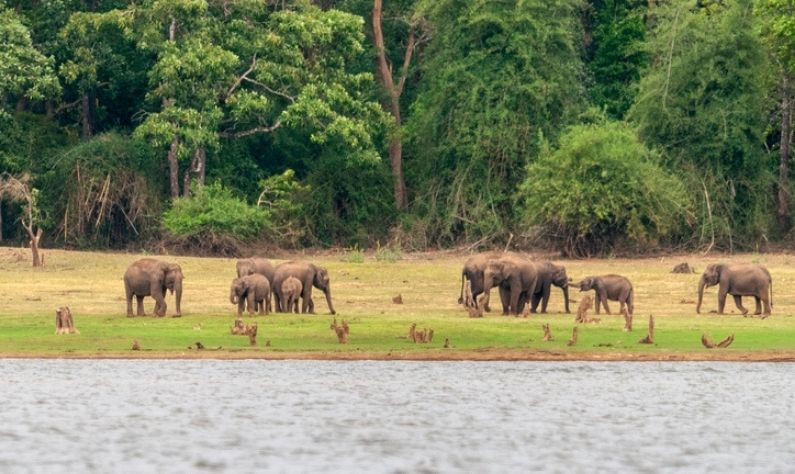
[
  {"x1": 392, "y1": 294, "x2": 403, "y2": 304},
  {"x1": 408, "y1": 323, "x2": 434, "y2": 343},
  {"x1": 55, "y1": 306, "x2": 79, "y2": 334},
  {"x1": 330, "y1": 318, "x2": 349, "y2": 344},
  {"x1": 638, "y1": 315, "x2": 654, "y2": 344},
  {"x1": 542, "y1": 323, "x2": 554, "y2": 342},
  {"x1": 702, "y1": 333, "x2": 734, "y2": 349},
  {"x1": 672, "y1": 262, "x2": 695, "y2": 274},
  {"x1": 566, "y1": 327, "x2": 578, "y2": 346},
  {"x1": 131, "y1": 340, "x2": 140, "y2": 351}
]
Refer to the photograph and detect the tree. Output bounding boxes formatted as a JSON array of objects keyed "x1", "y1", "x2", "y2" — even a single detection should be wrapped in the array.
[
  {"x1": 629, "y1": 0, "x2": 771, "y2": 249},
  {"x1": 756, "y1": 0, "x2": 795, "y2": 233},
  {"x1": 519, "y1": 117, "x2": 690, "y2": 257},
  {"x1": 0, "y1": 6, "x2": 60, "y2": 117},
  {"x1": 406, "y1": 0, "x2": 585, "y2": 245},
  {"x1": 372, "y1": 0, "x2": 427, "y2": 210},
  {"x1": 0, "y1": 173, "x2": 45, "y2": 266}
]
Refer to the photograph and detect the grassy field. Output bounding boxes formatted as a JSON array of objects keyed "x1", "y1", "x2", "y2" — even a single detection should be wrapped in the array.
[{"x1": 1, "y1": 246, "x2": 794, "y2": 360}]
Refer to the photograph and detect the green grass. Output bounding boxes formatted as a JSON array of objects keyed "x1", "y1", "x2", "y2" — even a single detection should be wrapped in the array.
[{"x1": 1, "y1": 247, "x2": 794, "y2": 359}]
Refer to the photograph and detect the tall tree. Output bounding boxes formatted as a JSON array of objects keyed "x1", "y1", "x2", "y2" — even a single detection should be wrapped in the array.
[
  {"x1": 756, "y1": 0, "x2": 795, "y2": 233},
  {"x1": 371, "y1": 0, "x2": 426, "y2": 210},
  {"x1": 407, "y1": 0, "x2": 585, "y2": 245},
  {"x1": 629, "y1": 0, "x2": 771, "y2": 249}
]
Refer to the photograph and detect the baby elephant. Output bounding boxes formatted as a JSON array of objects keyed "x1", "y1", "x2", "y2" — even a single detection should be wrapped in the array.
[
  {"x1": 281, "y1": 276, "x2": 303, "y2": 313},
  {"x1": 230, "y1": 274, "x2": 271, "y2": 316},
  {"x1": 575, "y1": 275, "x2": 634, "y2": 317}
]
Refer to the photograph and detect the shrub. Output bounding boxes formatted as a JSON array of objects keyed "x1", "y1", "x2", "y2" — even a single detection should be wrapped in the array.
[
  {"x1": 163, "y1": 183, "x2": 267, "y2": 249},
  {"x1": 256, "y1": 169, "x2": 311, "y2": 248},
  {"x1": 519, "y1": 119, "x2": 691, "y2": 257}
]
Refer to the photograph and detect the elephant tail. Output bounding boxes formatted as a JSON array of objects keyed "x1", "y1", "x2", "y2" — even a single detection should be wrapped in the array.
[
  {"x1": 770, "y1": 277, "x2": 773, "y2": 308},
  {"x1": 458, "y1": 271, "x2": 466, "y2": 305},
  {"x1": 628, "y1": 287, "x2": 634, "y2": 316}
]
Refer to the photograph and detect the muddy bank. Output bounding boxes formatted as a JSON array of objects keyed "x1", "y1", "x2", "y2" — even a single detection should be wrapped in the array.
[{"x1": 2, "y1": 349, "x2": 794, "y2": 362}]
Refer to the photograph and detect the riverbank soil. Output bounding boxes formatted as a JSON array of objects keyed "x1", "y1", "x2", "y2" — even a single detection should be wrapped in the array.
[{"x1": 1, "y1": 247, "x2": 794, "y2": 361}]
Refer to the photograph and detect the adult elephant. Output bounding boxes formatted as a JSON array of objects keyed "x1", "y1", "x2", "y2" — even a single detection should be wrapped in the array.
[
  {"x1": 481, "y1": 255, "x2": 539, "y2": 315},
  {"x1": 236, "y1": 258, "x2": 276, "y2": 313},
  {"x1": 272, "y1": 261, "x2": 336, "y2": 314},
  {"x1": 124, "y1": 258, "x2": 183, "y2": 317},
  {"x1": 459, "y1": 251, "x2": 511, "y2": 311},
  {"x1": 697, "y1": 263, "x2": 772, "y2": 316},
  {"x1": 528, "y1": 262, "x2": 570, "y2": 314}
]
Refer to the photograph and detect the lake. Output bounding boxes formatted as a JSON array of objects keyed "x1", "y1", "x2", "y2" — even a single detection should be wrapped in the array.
[{"x1": 0, "y1": 360, "x2": 792, "y2": 473}]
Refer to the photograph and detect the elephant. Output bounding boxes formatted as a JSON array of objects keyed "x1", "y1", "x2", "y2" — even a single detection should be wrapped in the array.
[
  {"x1": 236, "y1": 257, "x2": 276, "y2": 283},
  {"x1": 272, "y1": 261, "x2": 336, "y2": 314},
  {"x1": 459, "y1": 251, "x2": 513, "y2": 311},
  {"x1": 575, "y1": 275, "x2": 633, "y2": 317},
  {"x1": 230, "y1": 274, "x2": 271, "y2": 316},
  {"x1": 123, "y1": 258, "x2": 183, "y2": 317},
  {"x1": 696, "y1": 263, "x2": 772, "y2": 316},
  {"x1": 528, "y1": 261, "x2": 571, "y2": 314},
  {"x1": 481, "y1": 255, "x2": 539, "y2": 315},
  {"x1": 281, "y1": 276, "x2": 303, "y2": 314}
]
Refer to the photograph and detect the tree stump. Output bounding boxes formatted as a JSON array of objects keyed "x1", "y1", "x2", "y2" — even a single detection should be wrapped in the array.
[
  {"x1": 247, "y1": 324, "x2": 257, "y2": 346},
  {"x1": 671, "y1": 262, "x2": 695, "y2": 274},
  {"x1": 443, "y1": 337, "x2": 450, "y2": 348},
  {"x1": 542, "y1": 323, "x2": 554, "y2": 341},
  {"x1": 330, "y1": 318, "x2": 348, "y2": 344},
  {"x1": 567, "y1": 327, "x2": 578, "y2": 346},
  {"x1": 638, "y1": 315, "x2": 654, "y2": 344},
  {"x1": 55, "y1": 307, "x2": 78, "y2": 334},
  {"x1": 392, "y1": 294, "x2": 403, "y2": 304},
  {"x1": 131, "y1": 340, "x2": 140, "y2": 351}
]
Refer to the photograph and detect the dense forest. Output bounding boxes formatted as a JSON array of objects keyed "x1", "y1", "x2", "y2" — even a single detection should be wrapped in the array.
[{"x1": 0, "y1": 0, "x2": 793, "y2": 257}]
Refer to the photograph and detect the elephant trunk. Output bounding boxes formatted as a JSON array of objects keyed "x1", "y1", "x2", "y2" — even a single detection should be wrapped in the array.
[
  {"x1": 562, "y1": 285, "x2": 570, "y2": 313},
  {"x1": 696, "y1": 277, "x2": 706, "y2": 314},
  {"x1": 174, "y1": 279, "x2": 183, "y2": 316},
  {"x1": 230, "y1": 287, "x2": 238, "y2": 305},
  {"x1": 324, "y1": 286, "x2": 336, "y2": 315}
]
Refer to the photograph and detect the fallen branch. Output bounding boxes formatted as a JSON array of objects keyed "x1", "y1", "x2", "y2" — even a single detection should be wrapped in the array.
[
  {"x1": 567, "y1": 327, "x2": 578, "y2": 346},
  {"x1": 638, "y1": 315, "x2": 654, "y2": 344}
]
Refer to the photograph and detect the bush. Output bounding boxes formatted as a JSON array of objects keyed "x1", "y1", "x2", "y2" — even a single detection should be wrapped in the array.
[
  {"x1": 519, "y1": 119, "x2": 691, "y2": 257},
  {"x1": 163, "y1": 183, "x2": 267, "y2": 252}
]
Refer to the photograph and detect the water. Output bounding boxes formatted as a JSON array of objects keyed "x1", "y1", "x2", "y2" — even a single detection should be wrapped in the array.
[{"x1": 0, "y1": 360, "x2": 792, "y2": 473}]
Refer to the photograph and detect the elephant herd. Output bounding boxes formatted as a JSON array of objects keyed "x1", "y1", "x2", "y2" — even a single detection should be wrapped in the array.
[
  {"x1": 121, "y1": 252, "x2": 774, "y2": 320},
  {"x1": 123, "y1": 257, "x2": 336, "y2": 317},
  {"x1": 459, "y1": 252, "x2": 774, "y2": 318}
]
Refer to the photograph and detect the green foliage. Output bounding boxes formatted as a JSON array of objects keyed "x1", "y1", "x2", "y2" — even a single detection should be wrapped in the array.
[
  {"x1": 257, "y1": 169, "x2": 311, "y2": 247},
  {"x1": 586, "y1": 0, "x2": 648, "y2": 118},
  {"x1": 42, "y1": 132, "x2": 163, "y2": 247},
  {"x1": 629, "y1": 0, "x2": 773, "y2": 248},
  {"x1": 163, "y1": 182, "x2": 267, "y2": 241},
  {"x1": 374, "y1": 243, "x2": 402, "y2": 262},
  {"x1": 519, "y1": 118, "x2": 691, "y2": 257},
  {"x1": 406, "y1": 0, "x2": 585, "y2": 246},
  {"x1": 340, "y1": 245, "x2": 365, "y2": 263},
  {"x1": 755, "y1": 0, "x2": 795, "y2": 75},
  {"x1": 0, "y1": 6, "x2": 60, "y2": 116}
]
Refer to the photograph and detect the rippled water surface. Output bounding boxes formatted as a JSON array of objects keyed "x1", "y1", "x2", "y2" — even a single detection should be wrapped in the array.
[{"x1": 1, "y1": 360, "x2": 793, "y2": 473}]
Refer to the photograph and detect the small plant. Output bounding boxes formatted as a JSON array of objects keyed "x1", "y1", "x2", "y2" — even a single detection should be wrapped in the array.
[
  {"x1": 341, "y1": 246, "x2": 365, "y2": 263},
  {"x1": 375, "y1": 242, "x2": 402, "y2": 262}
]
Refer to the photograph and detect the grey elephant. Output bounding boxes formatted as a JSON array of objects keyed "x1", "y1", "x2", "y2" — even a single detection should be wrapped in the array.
[
  {"x1": 459, "y1": 251, "x2": 503, "y2": 311},
  {"x1": 528, "y1": 261, "x2": 570, "y2": 314},
  {"x1": 281, "y1": 276, "x2": 303, "y2": 314},
  {"x1": 235, "y1": 257, "x2": 276, "y2": 313},
  {"x1": 696, "y1": 263, "x2": 772, "y2": 316},
  {"x1": 124, "y1": 258, "x2": 183, "y2": 317},
  {"x1": 272, "y1": 261, "x2": 336, "y2": 314},
  {"x1": 576, "y1": 275, "x2": 633, "y2": 317},
  {"x1": 482, "y1": 255, "x2": 539, "y2": 315},
  {"x1": 230, "y1": 274, "x2": 271, "y2": 316}
]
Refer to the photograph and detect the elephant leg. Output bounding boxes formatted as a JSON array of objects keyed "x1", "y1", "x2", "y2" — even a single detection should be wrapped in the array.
[
  {"x1": 499, "y1": 286, "x2": 510, "y2": 315},
  {"x1": 754, "y1": 296, "x2": 762, "y2": 315},
  {"x1": 600, "y1": 291, "x2": 611, "y2": 314},
  {"x1": 594, "y1": 295, "x2": 600, "y2": 315},
  {"x1": 274, "y1": 292, "x2": 283, "y2": 313},
  {"x1": 733, "y1": 295, "x2": 748, "y2": 316},
  {"x1": 717, "y1": 288, "x2": 728, "y2": 314},
  {"x1": 483, "y1": 289, "x2": 492, "y2": 313},
  {"x1": 258, "y1": 299, "x2": 265, "y2": 315},
  {"x1": 762, "y1": 295, "x2": 772, "y2": 316},
  {"x1": 540, "y1": 289, "x2": 550, "y2": 314},
  {"x1": 136, "y1": 295, "x2": 145, "y2": 316},
  {"x1": 237, "y1": 298, "x2": 245, "y2": 316},
  {"x1": 509, "y1": 285, "x2": 521, "y2": 316},
  {"x1": 247, "y1": 293, "x2": 255, "y2": 315},
  {"x1": 530, "y1": 293, "x2": 541, "y2": 314}
]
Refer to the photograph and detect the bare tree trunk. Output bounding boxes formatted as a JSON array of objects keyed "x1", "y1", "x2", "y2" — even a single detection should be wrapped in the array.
[
  {"x1": 372, "y1": 0, "x2": 413, "y2": 210},
  {"x1": 81, "y1": 93, "x2": 93, "y2": 139},
  {"x1": 778, "y1": 74, "x2": 793, "y2": 234},
  {"x1": 29, "y1": 227, "x2": 42, "y2": 267},
  {"x1": 196, "y1": 147, "x2": 206, "y2": 185},
  {"x1": 168, "y1": 137, "x2": 180, "y2": 199},
  {"x1": 182, "y1": 147, "x2": 206, "y2": 197}
]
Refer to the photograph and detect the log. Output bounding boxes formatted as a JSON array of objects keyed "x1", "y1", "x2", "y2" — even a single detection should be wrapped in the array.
[
  {"x1": 638, "y1": 315, "x2": 654, "y2": 344},
  {"x1": 55, "y1": 306, "x2": 79, "y2": 334},
  {"x1": 701, "y1": 334, "x2": 717, "y2": 349},
  {"x1": 717, "y1": 334, "x2": 734, "y2": 348}
]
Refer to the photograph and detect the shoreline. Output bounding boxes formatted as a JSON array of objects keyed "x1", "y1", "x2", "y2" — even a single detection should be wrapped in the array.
[{"x1": 2, "y1": 349, "x2": 795, "y2": 362}]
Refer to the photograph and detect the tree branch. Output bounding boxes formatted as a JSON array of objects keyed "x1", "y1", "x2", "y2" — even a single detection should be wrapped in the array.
[
  {"x1": 219, "y1": 121, "x2": 282, "y2": 138},
  {"x1": 396, "y1": 25, "x2": 416, "y2": 97},
  {"x1": 241, "y1": 77, "x2": 295, "y2": 102},
  {"x1": 227, "y1": 54, "x2": 257, "y2": 98}
]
